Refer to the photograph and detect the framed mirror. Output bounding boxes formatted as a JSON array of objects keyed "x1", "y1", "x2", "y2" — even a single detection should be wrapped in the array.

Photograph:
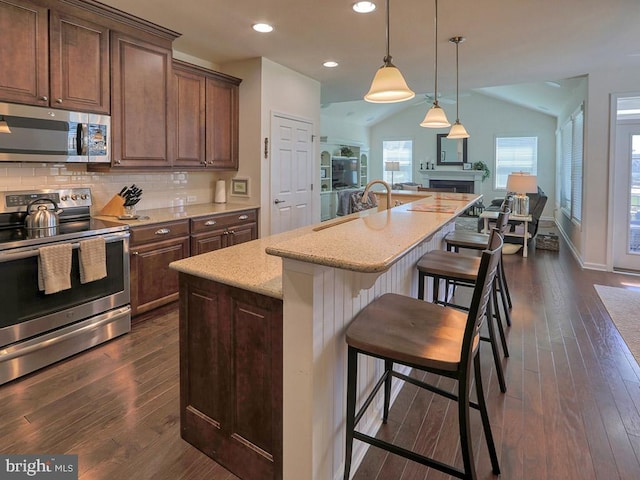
[{"x1": 437, "y1": 134, "x2": 468, "y2": 166}]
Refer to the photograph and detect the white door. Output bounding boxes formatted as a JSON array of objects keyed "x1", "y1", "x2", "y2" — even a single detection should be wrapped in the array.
[
  {"x1": 270, "y1": 114, "x2": 314, "y2": 234},
  {"x1": 613, "y1": 123, "x2": 640, "y2": 271}
]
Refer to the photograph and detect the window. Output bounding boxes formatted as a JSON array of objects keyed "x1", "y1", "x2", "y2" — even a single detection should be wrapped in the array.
[
  {"x1": 559, "y1": 105, "x2": 584, "y2": 223},
  {"x1": 494, "y1": 136, "x2": 538, "y2": 189},
  {"x1": 383, "y1": 140, "x2": 413, "y2": 185}
]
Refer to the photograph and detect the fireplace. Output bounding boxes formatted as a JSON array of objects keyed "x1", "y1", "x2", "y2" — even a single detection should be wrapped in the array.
[{"x1": 429, "y1": 179, "x2": 474, "y2": 193}]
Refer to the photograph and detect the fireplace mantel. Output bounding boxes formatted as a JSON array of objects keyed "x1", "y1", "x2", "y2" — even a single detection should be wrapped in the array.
[{"x1": 419, "y1": 169, "x2": 484, "y2": 193}]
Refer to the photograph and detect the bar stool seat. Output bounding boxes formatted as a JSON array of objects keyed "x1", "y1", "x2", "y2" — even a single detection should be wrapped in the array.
[
  {"x1": 416, "y1": 232, "x2": 509, "y2": 393},
  {"x1": 343, "y1": 238, "x2": 503, "y2": 480},
  {"x1": 444, "y1": 230, "x2": 513, "y2": 320}
]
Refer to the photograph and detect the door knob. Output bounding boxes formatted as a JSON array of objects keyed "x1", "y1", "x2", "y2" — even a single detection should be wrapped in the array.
[{"x1": 274, "y1": 199, "x2": 285, "y2": 204}]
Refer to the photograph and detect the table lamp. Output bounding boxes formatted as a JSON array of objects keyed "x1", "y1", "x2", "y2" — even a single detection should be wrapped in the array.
[
  {"x1": 385, "y1": 161, "x2": 400, "y2": 186},
  {"x1": 506, "y1": 172, "x2": 537, "y2": 216}
]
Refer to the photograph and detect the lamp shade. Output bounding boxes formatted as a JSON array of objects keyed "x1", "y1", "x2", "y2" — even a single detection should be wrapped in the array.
[
  {"x1": 385, "y1": 161, "x2": 400, "y2": 171},
  {"x1": 364, "y1": 64, "x2": 415, "y2": 103},
  {"x1": 420, "y1": 104, "x2": 450, "y2": 128},
  {"x1": 0, "y1": 117, "x2": 10, "y2": 134},
  {"x1": 506, "y1": 172, "x2": 537, "y2": 193},
  {"x1": 447, "y1": 121, "x2": 469, "y2": 139}
]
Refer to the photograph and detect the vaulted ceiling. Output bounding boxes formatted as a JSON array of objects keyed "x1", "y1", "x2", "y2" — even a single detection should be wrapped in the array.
[{"x1": 100, "y1": 0, "x2": 640, "y2": 116}]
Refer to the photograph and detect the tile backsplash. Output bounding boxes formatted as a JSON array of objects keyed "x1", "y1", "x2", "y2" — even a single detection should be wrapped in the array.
[{"x1": 0, "y1": 163, "x2": 221, "y2": 214}]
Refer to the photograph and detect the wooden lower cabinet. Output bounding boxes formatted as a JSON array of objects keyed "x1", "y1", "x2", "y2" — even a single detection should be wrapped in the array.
[
  {"x1": 129, "y1": 220, "x2": 190, "y2": 316},
  {"x1": 190, "y1": 209, "x2": 258, "y2": 256},
  {"x1": 179, "y1": 274, "x2": 283, "y2": 480}
]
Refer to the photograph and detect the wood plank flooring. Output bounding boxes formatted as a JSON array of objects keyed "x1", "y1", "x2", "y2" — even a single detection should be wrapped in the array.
[{"x1": 1, "y1": 238, "x2": 639, "y2": 479}]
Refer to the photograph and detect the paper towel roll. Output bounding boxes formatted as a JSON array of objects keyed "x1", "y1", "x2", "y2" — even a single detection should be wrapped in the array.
[{"x1": 214, "y1": 179, "x2": 226, "y2": 204}]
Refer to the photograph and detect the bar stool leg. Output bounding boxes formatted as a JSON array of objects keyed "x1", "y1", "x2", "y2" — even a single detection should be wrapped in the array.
[
  {"x1": 486, "y1": 295, "x2": 507, "y2": 393},
  {"x1": 418, "y1": 271, "x2": 425, "y2": 301},
  {"x1": 458, "y1": 366, "x2": 476, "y2": 480},
  {"x1": 498, "y1": 256, "x2": 512, "y2": 326},
  {"x1": 492, "y1": 281, "x2": 510, "y2": 358},
  {"x1": 344, "y1": 347, "x2": 358, "y2": 480},
  {"x1": 474, "y1": 354, "x2": 501, "y2": 475},
  {"x1": 383, "y1": 360, "x2": 393, "y2": 423}
]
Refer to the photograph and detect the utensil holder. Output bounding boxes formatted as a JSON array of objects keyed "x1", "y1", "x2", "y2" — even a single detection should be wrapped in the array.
[{"x1": 100, "y1": 195, "x2": 125, "y2": 216}]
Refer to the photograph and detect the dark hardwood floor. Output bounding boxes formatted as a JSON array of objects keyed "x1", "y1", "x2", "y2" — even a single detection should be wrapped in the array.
[{"x1": 1, "y1": 238, "x2": 639, "y2": 479}]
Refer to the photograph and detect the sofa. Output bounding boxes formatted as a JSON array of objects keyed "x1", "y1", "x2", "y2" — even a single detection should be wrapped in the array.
[{"x1": 478, "y1": 186, "x2": 548, "y2": 245}]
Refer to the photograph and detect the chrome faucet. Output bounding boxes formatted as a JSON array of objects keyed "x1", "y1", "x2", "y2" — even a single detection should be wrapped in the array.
[{"x1": 362, "y1": 179, "x2": 392, "y2": 210}]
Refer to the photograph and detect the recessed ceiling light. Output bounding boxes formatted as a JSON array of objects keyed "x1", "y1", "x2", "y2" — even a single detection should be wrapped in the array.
[
  {"x1": 252, "y1": 23, "x2": 273, "y2": 33},
  {"x1": 353, "y1": 2, "x2": 376, "y2": 14},
  {"x1": 323, "y1": 61, "x2": 339, "y2": 68}
]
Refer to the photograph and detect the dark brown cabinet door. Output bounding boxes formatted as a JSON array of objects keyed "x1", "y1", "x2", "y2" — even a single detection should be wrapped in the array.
[
  {"x1": 49, "y1": 11, "x2": 110, "y2": 113},
  {"x1": 191, "y1": 229, "x2": 225, "y2": 255},
  {"x1": 111, "y1": 32, "x2": 174, "y2": 168},
  {"x1": 180, "y1": 275, "x2": 283, "y2": 480},
  {"x1": 173, "y1": 67, "x2": 206, "y2": 167},
  {"x1": 0, "y1": 0, "x2": 49, "y2": 105},
  {"x1": 205, "y1": 76, "x2": 239, "y2": 170},
  {"x1": 227, "y1": 222, "x2": 257, "y2": 247},
  {"x1": 130, "y1": 236, "x2": 189, "y2": 316}
]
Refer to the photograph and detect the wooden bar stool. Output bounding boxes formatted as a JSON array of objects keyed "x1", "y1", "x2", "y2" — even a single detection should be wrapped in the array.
[
  {"x1": 416, "y1": 228, "x2": 509, "y2": 393},
  {"x1": 343, "y1": 236, "x2": 502, "y2": 480},
  {"x1": 444, "y1": 208, "x2": 513, "y2": 325}
]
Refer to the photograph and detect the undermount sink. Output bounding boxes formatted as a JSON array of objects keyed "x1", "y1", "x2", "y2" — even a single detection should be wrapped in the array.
[{"x1": 312, "y1": 216, "x2": 359, "y2": 231}]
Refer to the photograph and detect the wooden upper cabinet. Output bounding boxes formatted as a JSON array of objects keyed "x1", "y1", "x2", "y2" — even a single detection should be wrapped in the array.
[
  {"x1": 173, "y1": 66, "x2": 206, "y2": 168},
  {"x1": 206, "y1": 76, "x2": 239, "y2": 170},
  {"x1": 49, "y1": 11, "x2": 110, "y2": 113},
  {"x1": 173, "y1": 60, "x2": 241, "y2": 170},
  {"x1": 0, "y1": 0, "x2": 49, "y2": 105},
  {"x1": 0, "y1": 1, "x2": 109, "y2": 112},
  {"x1": 111, "y1": 32, "x2": 174, "y2": 168}
]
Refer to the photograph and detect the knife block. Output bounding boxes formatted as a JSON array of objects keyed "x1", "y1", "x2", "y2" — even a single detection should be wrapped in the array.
[{"x1": 100, "y1": 194, "x2": 125, "y2": 216}]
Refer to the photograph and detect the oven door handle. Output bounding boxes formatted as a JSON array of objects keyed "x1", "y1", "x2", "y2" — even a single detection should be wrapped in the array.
[{"x1": 0, "y1": 232, "x2": 128, "y2": 263}]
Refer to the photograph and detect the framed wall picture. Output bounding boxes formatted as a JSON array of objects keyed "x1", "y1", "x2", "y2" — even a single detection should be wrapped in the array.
[
  {"x1": 230, "y1": 177, "x2": 249, "y2": 197},
  {"x1": 462, "y1": 163, "x2": 472, "y2": 170}
]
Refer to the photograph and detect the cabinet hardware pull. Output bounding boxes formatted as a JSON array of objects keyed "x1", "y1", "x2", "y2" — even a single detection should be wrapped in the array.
[
  {"x1": 204, "y1": 220, "x2": 217, "y2": 226},
  {"x1": 40, "y1": 96, "x2": 48, "y2": 102},
  {"x1": 200, "y1": 160, "x2": 207, "y2": 165},
  {"x1": 132, "y1": 251, "x2": 139, "y2": 255},
  {"x1": 155, "y1": 228, "x2": 170, "y2": 235},
  {"x1": 238, "y1": 215, "x2": 248, "y2": 220},
  {"x1": 228, "y1": 230, "x2": 235, "y2": 235},
  {"x1": 223, "y1": 231, "x2": 229, "y2": 235},
  {"x1": 56, "y1": 98, "x2": 63, "y2": 104}
]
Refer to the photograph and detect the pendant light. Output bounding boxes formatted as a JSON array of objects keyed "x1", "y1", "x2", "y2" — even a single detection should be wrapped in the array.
[
  {"x1": 420, "y1": 0, "x2": 450, "y2": 128},
  {"x1": 0, "y1": 116, "x2": 10, "y2": 134},
  {"x1": 364, "y1": 0, "x2": 415, "y2": 103},
  {"x1": 447, "y1": 36, "x2": 469, "y2": 139}
]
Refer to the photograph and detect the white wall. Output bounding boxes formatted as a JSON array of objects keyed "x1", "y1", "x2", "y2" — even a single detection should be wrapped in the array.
[
  {"x1": 368, "y1": 93, "x2": 557, "y2": 218},
  {"x1": 581, "y1": 65, "x2": 640, "y2": 270},
  {"x1": 223, "y1": 58, "x2": 321, "y2": 237}
]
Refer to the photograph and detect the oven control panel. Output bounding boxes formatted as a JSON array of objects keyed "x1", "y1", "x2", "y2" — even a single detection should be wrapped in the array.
[{"x1": 0, "y1": 188, "x2": 92, "y2": 213}]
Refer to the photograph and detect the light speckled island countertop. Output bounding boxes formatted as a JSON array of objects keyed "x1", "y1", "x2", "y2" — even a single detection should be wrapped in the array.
[
  {"x1": 93, "y1": 202, "x2": 259, "y2": 227},
  {"x1": 169, "y1": 193, "x2": 481, "y2": 299}
]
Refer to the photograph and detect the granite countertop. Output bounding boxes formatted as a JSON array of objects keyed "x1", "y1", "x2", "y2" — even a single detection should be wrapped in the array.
[
  {"x1": 170, "y1": 193, "x2": 481, "y2": 299},
  {"x1": 93, "y1": 202, "x2": 259, "y2": 227}
]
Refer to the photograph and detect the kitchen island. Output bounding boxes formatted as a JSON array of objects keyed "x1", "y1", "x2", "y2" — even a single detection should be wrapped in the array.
[{"x1": 170, "y1": 192, "x2": 481, "y2": 480}]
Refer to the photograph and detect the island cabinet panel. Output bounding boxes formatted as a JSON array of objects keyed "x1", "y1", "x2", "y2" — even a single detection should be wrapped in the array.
[
  {"x1": 180, "y1": 274, "x2": 283, "y2": 480},
  {"x1": 111, "y1": 31, "x2": 174, "y2": 168},
  {"x1": 0, "y1": 0, "x2": 49, "y2": 105}
]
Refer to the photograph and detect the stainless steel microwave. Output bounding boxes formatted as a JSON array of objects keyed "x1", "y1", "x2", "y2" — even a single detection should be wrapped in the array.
[{"x1": 0, "y1": 102, "x2": 110, "y2": 163}]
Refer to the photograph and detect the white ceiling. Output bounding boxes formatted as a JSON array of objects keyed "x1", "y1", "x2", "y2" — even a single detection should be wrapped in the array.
[{"x1": 99, "y1": 0, "x2": 640, "y2": 117}]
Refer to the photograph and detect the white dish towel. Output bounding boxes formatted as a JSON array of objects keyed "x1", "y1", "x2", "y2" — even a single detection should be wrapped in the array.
[
  {"x1": 79, "y1": 237, "x2": 107, "y2": 284},
  {"x1": 38, "y1": 243, "x2": 72, "y2": 294}
]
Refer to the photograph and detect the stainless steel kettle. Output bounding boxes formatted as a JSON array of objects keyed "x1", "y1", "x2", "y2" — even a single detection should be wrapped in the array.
[{"x1": 25, "y1": 198, "x2": 63, "y2": 232}]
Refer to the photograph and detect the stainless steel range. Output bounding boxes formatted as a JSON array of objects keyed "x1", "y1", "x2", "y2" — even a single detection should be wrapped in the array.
[{"x1": 0, "y1": 188, "x2": 130, "y2": 385}]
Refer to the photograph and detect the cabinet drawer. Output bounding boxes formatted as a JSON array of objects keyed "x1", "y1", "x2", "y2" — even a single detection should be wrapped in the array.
[
  {"x1": 130, "y1": 220, "x2": 190, "y2": 245},
  {"x1": 191, "y1": 209, "x2": 257, "y2": 233}
]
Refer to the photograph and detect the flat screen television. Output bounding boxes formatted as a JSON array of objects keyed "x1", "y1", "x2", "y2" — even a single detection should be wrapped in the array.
[{"x1": 332, "y1": 158, "x2": 359, "y2": 189}]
